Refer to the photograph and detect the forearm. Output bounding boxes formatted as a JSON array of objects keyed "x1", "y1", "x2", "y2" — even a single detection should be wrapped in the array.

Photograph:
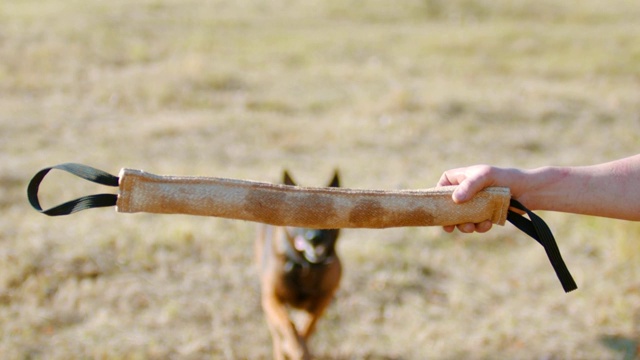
[{"x1": 518, "y1": 155, "x2": 640, "y2": 220}]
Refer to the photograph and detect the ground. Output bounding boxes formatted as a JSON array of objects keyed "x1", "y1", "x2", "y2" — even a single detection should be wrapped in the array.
[{"x1": 2, "y1": 0, "x2": 640, "y2": 358}]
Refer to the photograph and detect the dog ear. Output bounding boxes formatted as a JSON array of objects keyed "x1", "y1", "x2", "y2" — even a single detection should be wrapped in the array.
[
  {"x1": 328, "y1": 170, "x2": 340, "y2": 188},
  {"x1": 283, "y1": 170, "x2": 296, "y2": 186}
]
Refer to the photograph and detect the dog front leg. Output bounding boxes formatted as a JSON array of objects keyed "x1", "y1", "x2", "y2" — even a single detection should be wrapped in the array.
[
  {"x1": 300, "y1": 293, "x2": 336, "y2": 342},
  {"x1": 262, "y1": 294, "x2": 310, "y2": 360}
]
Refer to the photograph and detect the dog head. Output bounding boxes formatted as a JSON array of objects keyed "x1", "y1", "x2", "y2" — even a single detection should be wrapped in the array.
[{"x1": 283, "y1": 170, "x2": 340, "y2": 264}]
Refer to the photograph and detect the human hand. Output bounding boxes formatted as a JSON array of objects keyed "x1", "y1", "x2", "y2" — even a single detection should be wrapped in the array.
[{"x1": 437, "y1": 165, "x2": 504, "y2": 234}]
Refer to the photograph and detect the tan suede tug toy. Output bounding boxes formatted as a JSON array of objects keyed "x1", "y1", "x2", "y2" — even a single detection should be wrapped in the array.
[
  {"x1": 116, "y1": 168, "x2": 511, "y2": 229},
  {"x1": 27, "y1": 163, "x2": 577, "y2": 292}
]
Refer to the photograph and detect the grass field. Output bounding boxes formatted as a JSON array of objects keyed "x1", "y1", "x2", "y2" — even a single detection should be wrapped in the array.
[{"x1": 2, "y1": 0, "x2": 640, "y2": 358}]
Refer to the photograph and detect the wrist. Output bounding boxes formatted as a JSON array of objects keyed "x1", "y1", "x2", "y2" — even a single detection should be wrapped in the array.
[{"x1": 514, "y1": 166, "x2": 571, "y2": 211}]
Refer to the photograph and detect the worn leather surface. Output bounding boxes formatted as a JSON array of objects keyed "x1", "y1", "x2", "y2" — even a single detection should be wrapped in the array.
[{"x1": 117, "y1": 168, "x2": 511, "y2": 228}]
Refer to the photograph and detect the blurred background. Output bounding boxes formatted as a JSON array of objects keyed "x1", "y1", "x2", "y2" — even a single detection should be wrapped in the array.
[{"x1": 2, "y1": 0, "x2": 640, "y2": 358}]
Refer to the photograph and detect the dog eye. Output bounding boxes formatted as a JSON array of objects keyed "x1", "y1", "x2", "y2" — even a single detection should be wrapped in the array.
[{"x1": 304, "y1": 230, "x2": 319, "y2": 240}]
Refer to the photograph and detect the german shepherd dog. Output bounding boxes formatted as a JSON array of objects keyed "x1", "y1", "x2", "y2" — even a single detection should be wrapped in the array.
[{"x1": 256, "y1": 170, "x2": 341, "y2": 360}]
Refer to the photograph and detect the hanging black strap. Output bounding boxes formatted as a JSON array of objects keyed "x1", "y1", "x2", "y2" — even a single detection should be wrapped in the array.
[
  {"x1": 27, "y1": 163, "x2": 119, "y2": 216},
  {"x1": 507, "y1": 199, "x2": 577, "y2": 293}
]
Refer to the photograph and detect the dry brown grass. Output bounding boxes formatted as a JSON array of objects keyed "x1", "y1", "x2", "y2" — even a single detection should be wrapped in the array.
[{"x1": 2, "y1": 0, "x2": 640, "y2": 358}]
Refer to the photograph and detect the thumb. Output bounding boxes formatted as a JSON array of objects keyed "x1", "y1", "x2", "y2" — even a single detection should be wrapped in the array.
[
  {"x1": 452, "y1": 181, "x2": 472, "y2": 203},
  {"x1": 452, "y1": 176, "x2": 490, "y2": 203}
]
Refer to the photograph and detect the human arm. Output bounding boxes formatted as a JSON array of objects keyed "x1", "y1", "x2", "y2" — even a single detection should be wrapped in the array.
[{"x1": 437, "y1": 154, "x2": 640, "y2": 233}]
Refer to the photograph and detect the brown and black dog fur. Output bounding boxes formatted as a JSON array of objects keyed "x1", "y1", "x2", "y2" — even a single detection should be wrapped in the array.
[{"x1": 256, "y1": 170, "x2": 341, "y2": 360}]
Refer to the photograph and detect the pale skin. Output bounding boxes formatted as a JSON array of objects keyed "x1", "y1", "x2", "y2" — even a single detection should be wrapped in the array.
[{"x1": 437, "y1": 154, "x2": 640, "y2": 234}]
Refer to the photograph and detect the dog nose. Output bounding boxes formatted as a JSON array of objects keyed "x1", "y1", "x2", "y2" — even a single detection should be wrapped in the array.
[{"x1": 294, "y1": 233, "x2": 325, "y2": 263}]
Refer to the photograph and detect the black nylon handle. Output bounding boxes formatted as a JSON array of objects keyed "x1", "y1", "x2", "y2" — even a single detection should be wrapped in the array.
[
  {"x1": 27, "y1": 163, "x2": 119, "y2": 216},
  {"x1": 507, "y1": 199, "x2": 577, "y2": 293}
]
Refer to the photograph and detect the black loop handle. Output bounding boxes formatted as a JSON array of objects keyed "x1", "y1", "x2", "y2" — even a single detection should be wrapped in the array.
[
  {"x1": 507, "y1": 199, "x2": 577, "y2": 293},
  {"x1": 27, "y1": 163, "x2": 119, "y2": 216}
]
